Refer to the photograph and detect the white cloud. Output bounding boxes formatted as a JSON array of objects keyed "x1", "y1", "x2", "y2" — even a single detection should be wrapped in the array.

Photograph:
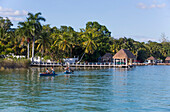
[
  {"x1": 157, "y1": 3, "x2": 166, "y2": 8},
  {"x1": 138, "y1": 2, "x2": 166, "y2": 9},
  {"x1": 0, "y1": 6, "x2": 28, "y2": 16},
  {"x1": 132, "y1": 35, "x2": 158, "y2": 42},
  {"x1": 6, "y1": 17, "x2": 24, "y2": 21},
  {"x1": 0, "y1": 6, "x2": 27, "y2": 21},
  {"x1": 138, "y1": 3, "x2": 147, "y2": 9},
  {"x1": 0, "y1": 6, "x2": 13, "y2": 12}
]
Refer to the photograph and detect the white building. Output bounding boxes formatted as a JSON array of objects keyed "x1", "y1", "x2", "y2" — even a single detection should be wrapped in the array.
[
  {"x1": 63, "y1": 58, "x2": 78, "y2": 63},
  {"x1": 9, "y1": 53, "x2": 26, "y2": 59},
  {"x1": 146, "y1": 56, "x2": 157, "y2": 64}
]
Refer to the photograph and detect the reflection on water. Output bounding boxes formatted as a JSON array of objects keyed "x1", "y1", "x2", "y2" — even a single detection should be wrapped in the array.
[{"x1": 0, "y1": 66, "x2": 170, "y2": 112}]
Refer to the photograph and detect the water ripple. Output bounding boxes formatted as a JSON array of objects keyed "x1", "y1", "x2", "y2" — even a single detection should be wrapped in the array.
[{"x1": 0, "y1": 66, "x2": 170, "y2": 111}]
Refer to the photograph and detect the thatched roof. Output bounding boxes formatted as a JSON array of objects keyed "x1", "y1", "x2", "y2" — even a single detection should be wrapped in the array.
[
  {"x1": 165, "y1": 56, "x2": 170, "y2": 60},
  {"x1": 102, "y1": 53, "x2": 112, "y2": 59},
  {"x1": 147, "y1": 56, "x2": 156, "y2": 60},
  {"x1": 113, "y1": 49, "x2": 136, "y2": 59}
]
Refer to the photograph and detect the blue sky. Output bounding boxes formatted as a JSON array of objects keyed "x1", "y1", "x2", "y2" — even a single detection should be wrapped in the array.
[{"x1": 0, "y1": 0, "x2": 170, "y2": 42}]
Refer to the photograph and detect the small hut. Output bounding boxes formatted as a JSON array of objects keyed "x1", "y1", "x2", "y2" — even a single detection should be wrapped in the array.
[
  {"x1": 113, "y1": 49, "x2": 136, "y2": 65},
  {"x1": 146, "y1": 56, "x2": 157, "y2": 64},
  {"x1": 165, "y1": 56, "x2": 170, "y2": 63},
  {"x1": 101, "y1": 53, "x2": 113, "y2": 62}
]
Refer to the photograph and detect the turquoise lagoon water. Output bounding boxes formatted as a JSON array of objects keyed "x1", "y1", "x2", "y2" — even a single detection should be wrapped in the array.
[{"x1": 0, "y1": 66, "x2": 170, "y2": 112}]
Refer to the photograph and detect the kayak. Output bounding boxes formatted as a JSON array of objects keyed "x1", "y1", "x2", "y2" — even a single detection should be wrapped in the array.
[
  {"x1": 64, "y1": 71, "x2": 72, "y2": 74},
  {"x1": 39, "y1": 73, "x2": 58, "y2": 76}
]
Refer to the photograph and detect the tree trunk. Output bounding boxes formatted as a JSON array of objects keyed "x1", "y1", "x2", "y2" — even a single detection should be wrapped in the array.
[
  {"x1": 32, "y1": 37, "x2": 35, "y2": 62},
  {"x1": 78, "y1": 52, "x2": 85, "y2": 63},
  {"x1": 27, "y1": 42, "x2": 29, "y2": 59},
  {"x1": 70, "y1": 47, "x2": 72, "y2": 58},
  {"x1": 42, "y1": 46, "x2": 44, "y2": 56}
]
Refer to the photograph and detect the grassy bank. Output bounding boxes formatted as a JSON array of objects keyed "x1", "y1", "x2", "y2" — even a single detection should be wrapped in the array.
[{"x1": 0, "y1": 59, "x2": 31, "y2": 69}]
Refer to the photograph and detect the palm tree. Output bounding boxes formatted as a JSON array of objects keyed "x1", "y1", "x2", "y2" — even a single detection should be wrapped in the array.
[
  {"x1": 0, "y1": 17, "x2": 13, "y2": 54},
  {"x1": 78, "y1": 29, "x2": 97, "y2": 62},
  {"x1": 68, "y1": 32, "x2": 78, "y2": 57},
  {"x1": 53, "y1": 32, "x2": 72, "y2": 57},
  {"x1": 35, "y1": 26, "x2": 51, "y2": 56},
  {"x1": 18, "y1": 22, "x2": 31, "y2": 59},
  {"x1": 83, "y1": 33, "x2": 97, "y2": 54},
  {"x1": 27, "y1": 12, "x2": 46, "y2": 61}
]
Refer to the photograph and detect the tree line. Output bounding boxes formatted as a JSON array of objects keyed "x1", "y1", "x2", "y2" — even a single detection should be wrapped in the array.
[{"x1": 0, "y1": 12, "x2": 170, "y2": 62}]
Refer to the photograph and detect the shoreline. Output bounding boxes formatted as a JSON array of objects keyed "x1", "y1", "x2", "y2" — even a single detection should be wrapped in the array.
[
  {"x1": 0, "y1": 61, "x2": 169, "y2": 70},
  {"x1": 0, "y1": 59, "x2": 31, "y2": 70}
]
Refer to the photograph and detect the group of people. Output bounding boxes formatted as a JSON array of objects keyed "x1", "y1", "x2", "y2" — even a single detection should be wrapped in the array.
[
  {"x1": 44, "y1": 66, "x2": 74, "y2": 74},
  {"x1": 45, "y1": 67, "x2": 55, "y2": 74}
]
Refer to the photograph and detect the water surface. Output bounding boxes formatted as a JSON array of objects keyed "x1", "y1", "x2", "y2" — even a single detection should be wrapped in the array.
[{"x1": 0, "y1": 66, "x2": 170, "y2": 112}]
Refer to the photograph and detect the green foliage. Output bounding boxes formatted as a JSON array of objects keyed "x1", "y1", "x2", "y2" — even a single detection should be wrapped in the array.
[
  {"x1": 43, "y1": 55, "x2": 51, "y2": 60},
  {"x1": 0, "y1": 14, "x2": 169, "y2": 63}
]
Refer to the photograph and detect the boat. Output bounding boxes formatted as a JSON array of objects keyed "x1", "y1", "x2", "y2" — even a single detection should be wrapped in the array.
[
  {"x1": 64, "y1": 71, "x2": 72, "y2": 74},
  {"x1": 39, "y1": 73, "x2": 58, "y2": 76}
]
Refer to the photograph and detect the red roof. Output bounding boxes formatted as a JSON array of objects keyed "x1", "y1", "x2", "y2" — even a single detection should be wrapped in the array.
[
  {"x1": 165, "y1": 56, "x2": 170, "y2": 60},
  {"x1": 113, "y1": 49, "x2": 136, "y2": 59},
  {"x1": 147, "y1": 56, "x2": 156, "y2": 60}
]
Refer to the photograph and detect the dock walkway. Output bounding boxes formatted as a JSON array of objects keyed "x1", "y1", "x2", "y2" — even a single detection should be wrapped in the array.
[{"x1": 31, "y1": 62, "x2": 134, "y2": 68}]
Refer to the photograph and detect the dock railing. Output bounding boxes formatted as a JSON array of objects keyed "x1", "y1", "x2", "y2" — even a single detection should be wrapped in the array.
[{"x1": 31, "y1": 61, "x2": 134, "y2": 68}]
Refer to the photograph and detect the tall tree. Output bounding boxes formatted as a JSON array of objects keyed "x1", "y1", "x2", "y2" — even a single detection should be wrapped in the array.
[
  {"x1": 18, "y1": 22, "x2": 31, "y2": 59},
  {"x1": 35, "y1": 25, "x2": 51, "y2": 56},
  {"x1": 27, "y1": 12, "x2": 46, "y2": 61},
  {"x1": 0, "y1": 17, "x2": 13, "y2": 55}
]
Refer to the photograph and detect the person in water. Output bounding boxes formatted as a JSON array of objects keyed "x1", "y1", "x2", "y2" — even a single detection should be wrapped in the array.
[
  {"x1": 46, "y1": 68, "x2": 50, "y2": 74},
  {"x1": 65, "y1": 66, "x2": 74, "y2": 73},
  {"x1": 51, "y1": 67, "x2": 55, "y2": 74},
  {"x1": 65, "y1": 66, "x2": 70, "y2": 71}
]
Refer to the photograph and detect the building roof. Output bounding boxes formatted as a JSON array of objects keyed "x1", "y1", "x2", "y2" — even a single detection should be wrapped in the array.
[
  {"x1": 113, "y1": 49, "x2": 136, "y2": 59},
  {"x1": 101, "y1": 53, "x2": 112, "y2": 59},
  {"x1": 165, "y1": 56, "x2": 170, "y2": 61},
  {"x1": 147, "y1": 56, "x2": 156, "y2": 60}
]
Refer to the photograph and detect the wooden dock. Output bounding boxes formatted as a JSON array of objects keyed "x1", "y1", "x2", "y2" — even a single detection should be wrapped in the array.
[{"x1": 30, "y1": 62, "x2": 135, "y2": 68}]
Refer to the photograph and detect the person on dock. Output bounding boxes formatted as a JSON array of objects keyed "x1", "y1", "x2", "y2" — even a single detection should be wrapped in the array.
[{"x1": 51, "y1": 67, "x2": 55, "y2": 74}]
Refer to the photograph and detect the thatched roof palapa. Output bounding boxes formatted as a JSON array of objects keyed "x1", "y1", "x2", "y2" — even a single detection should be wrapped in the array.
[
  {"x1": 101, "y1": 53, "x2": 112, "y2": 59},
  {"x1": 165, "y1": 56, "x2": 170, "y2": 61},
  {"x1": 147, "y1": 56, "x2": 156, "y2": 60},
  {"x1": 113, "y1": 49, "x2": 136, "y2": 59}
]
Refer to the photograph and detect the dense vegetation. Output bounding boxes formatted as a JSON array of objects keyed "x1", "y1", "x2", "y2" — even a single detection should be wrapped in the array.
[{"x1": 0, "y1": 12, "x2": 170, "y2": 62}]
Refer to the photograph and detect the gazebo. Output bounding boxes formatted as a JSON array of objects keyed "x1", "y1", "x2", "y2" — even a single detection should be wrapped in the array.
[
  {"x1": 113, "y1": 49, "x2": 136, "y2": 65},
  {"x1": 101, "y1": 53, "x2": 113, "y2": 62},
  {"x1": 146, "y1": 56, "x2": 156, "y2": 64},
  {"x1": 165, "y1": 56, "x2": 170, "y2": 63}
]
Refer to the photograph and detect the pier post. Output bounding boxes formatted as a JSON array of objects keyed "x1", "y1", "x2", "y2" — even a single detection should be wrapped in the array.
[
  {"x1": 130, "y1": 59, "x2": 132, "y2": 65},
  {"x1": 114, "y1": 59, "x2": 115, "y2": 66},
  {"x1": 126, "y1": 58, "x2": 128, "y2": 66}
]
